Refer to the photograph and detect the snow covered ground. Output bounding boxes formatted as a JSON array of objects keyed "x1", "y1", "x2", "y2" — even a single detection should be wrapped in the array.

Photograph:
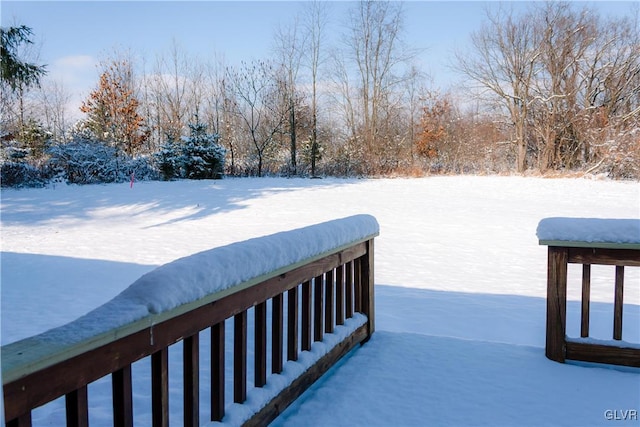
[{"x1": 1, "y1": 176, "x2": 639, "y2": 426}]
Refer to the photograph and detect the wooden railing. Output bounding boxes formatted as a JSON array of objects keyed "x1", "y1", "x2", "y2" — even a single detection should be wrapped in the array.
[
  {"x1": 2, "y1": 216, "x2": 378, "y2": 426},
  {"x1": 538, "y1": 218, "x2": 640, "y2": 368}
]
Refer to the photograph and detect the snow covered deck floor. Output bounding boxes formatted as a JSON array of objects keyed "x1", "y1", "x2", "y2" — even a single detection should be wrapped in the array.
[{"x1": 273, "y1": 286, "x2": 640, "y2": 426}]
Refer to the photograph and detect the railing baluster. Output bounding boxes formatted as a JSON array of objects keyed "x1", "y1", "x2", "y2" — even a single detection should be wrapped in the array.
[
  {"x1": 325, "y1": 269, "x2": 334, "y2": 334},
  {"x1": 211, "y1": 322, "x2": 225, "y2": 422},
  {"x1": 255, "y1": 302, "x2": 267, "y2": 387},
  {"x1": 234, "y1": 311, "x2": 247, "y2": 403},
  {"x1": 272, "y1": 293, "x2": 284, "y2": 374},
  {"x1": 7, "y1": 411, "x2": 31, "y2": 427},
  {"x1": 581, "y1": 264, "x2": 591, "y2": 338},
  {"x1": 151, "y1": 348, "x2": 169, "y2": 427},
  {"x1": 614, "y1": 266, "x2": 624, "y2": 340},
  {"x1": 302, "y1": 280, "x2": 312, "y2": 351},
  {"x1": 65, "y1": 386, "x2": 88, "y2": 427},
  {"x1": 6, "y1": 413, "x2": 32, "y2": 427},
  {"x1": 354, "y1": 257, "x2": 362, "y2": 313},
  {"x1": 314, "y1": 274, "x2": 324, "y2": 342},
  {"x1": 346, "y1": 261, "x2": 354, "y2": 319},
  {"x1": 113, "y1": 365, "x2": 133, "y2": 427},
  {"x1": 287, "y1": 286, "x2": 299, "y2": 361},
  {"x1": 183, "y1": 334, "x2": 199, "y2": 427},
  {"x1": 336, "y1": 264, "x2": 345, "y2": 326}
]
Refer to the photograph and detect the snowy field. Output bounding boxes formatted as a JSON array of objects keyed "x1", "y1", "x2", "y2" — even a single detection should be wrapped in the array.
[{"x1": 1, "y1": 175, "x2": 639, "y2": 426}]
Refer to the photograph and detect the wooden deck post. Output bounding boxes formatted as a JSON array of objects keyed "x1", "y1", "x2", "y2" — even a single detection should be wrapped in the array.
[
  {"x1": 546, "y1": 246, "x2": 567, "y2": 363},
  {"x1": 360, "y1": 239, "x2": 375, "y2": 340}
]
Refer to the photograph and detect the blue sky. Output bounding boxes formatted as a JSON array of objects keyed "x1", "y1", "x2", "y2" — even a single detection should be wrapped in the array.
[{"x1": 2, "y1": 1, "x2": 636, "y2": 117}]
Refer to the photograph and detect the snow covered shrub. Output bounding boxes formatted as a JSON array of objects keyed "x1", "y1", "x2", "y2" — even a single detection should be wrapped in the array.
[
  {"x1": 0, "y1": 143, "x2": 47, "y2": 187},
  {"x1": 48, "y1": 140, "x2": 116, "y2": 184},
  {"x1": 602, "y1": 132, "x2": 640, "y2": 180},
  {"x1": 47, "y1": 139, "x2": 157, "y2": 184},
  {"x1": 0, "y1": 161, "x2": 47, "y2": 187},
  {"x1": 123, "y1": 155, "x2": 158, "y2": 182},
  {"x1": 180, "y1": 121, "x2": 225, "y2": 179}
]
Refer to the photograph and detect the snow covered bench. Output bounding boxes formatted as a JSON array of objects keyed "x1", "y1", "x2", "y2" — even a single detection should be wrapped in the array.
[
  {"x1": 537, "y1": 218, "x2": 640, "y2": 367},
  {"x1": 2, "y1": 215, "x2": 379, "y2": 426}
]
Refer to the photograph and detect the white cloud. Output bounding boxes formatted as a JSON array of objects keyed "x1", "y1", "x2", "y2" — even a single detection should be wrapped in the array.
[
  {"x1": 50, "y1": 55, "x2": 98, "y2": 87},
  {"x1": 53, "y1": 55, "x2": 96, "y2": 69},
  {"x1": 45, "y1": 55, "x2": 99, "y2": 121}
]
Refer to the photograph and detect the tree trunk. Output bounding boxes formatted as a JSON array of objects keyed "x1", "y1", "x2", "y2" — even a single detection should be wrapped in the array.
[{"x1": 289, "y1": 98, "x2": 297, "y2": 176}]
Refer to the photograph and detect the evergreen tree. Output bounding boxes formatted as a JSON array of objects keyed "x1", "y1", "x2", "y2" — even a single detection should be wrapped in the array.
[
  {"x1": 1, "y1": 25, "x2": 48, "y2": 161},
  {"x1": 0, "y1": 25, "x2": 46, "y2": 91},
  {"x1": 180, "y1": 119, "x2": 225, "y2": 179},
  {"x1": 154, "y1": 134, "x2": 181, "y2": 180}
]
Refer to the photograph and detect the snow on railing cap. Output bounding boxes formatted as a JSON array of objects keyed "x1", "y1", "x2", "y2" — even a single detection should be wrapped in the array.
[
  {"x1": 537, "y1": 217, "x2": 640, "y2": 246},
  {"x1": 36, "y1": 214, "x2": 379, "y2": 346}
]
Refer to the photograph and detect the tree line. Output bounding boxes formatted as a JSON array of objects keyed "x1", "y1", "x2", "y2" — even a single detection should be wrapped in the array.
[{"x1": 2, "y1": 1, "x2": 639, "y2": 187}]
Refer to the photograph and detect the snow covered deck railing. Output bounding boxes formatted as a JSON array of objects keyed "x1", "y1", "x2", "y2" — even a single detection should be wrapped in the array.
[
  {"x1": 537, "y1": 217, "x2": 640, "y2": 367},
  {"x1": 2, "y1": 215, "x2": 379, "y2": 427}
]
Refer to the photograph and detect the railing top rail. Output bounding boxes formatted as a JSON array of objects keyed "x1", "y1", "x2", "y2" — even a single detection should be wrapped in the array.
[
  {"x1": 537, "y1": 217, "x2": 640, "y2": 250},
  {"x1": 538, "y1": 240, "x2": 640, "y2": 250},
  {"x1": 2, "y1": 214, "x2": 379, "y2": 384}
]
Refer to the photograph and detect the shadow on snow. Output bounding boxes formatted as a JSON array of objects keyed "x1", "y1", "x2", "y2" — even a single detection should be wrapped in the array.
[
  {"x1": 275, "y1": 285, "x2": 640, "y2": 427},
  {"x1": 0, "y1": 177, "x2": 359, "y2": 227},
  {"x1": 0, "y1": 252, "x2": 156, "y2": 345}
]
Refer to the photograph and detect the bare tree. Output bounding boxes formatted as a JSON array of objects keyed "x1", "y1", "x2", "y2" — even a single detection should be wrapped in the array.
[
  {"x1": 340, "y1": 0, "x2": 414, "y2": 173},
  {"x1": 39, "y1": 78, "x2": 71, "y2": 141},
  {"x1": 455, "y1": 5, "x2": 540, "y2": 172},
  {"x1": 584, "y1": 8, "x2": 640, "y2": 177},
  {"x1": 304, "y1": 0, "x2": 330, "y2": 176},
  {"x1": 529, "y1": 2, "x2": 597, "y2": 170},
  {"x1": 227, "y1": 60, "x2": 288, "y2": 176},
  {"x1": 221, "y1": 76, "x2": 243, "y2": 175},
  {"x1": 148, "y1": 39, "x2": 191, "y2": 142},
  {"x1": 273, "y1": 16, "x2": 307, "y2": 175},
  {"x1": 201, "y1": 54, "x2": 226, "y2": 137}
]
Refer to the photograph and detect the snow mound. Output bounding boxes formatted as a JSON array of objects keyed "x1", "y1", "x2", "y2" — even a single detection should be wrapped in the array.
[
  {"x1": 536, "y1": 217, "x2": 640, "y2": 245},
  {"x1": 42, "y1": 214, "x2": 379, "y2": 345}
]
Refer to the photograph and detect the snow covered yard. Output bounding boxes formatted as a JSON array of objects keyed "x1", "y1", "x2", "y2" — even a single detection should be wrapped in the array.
[{"x1": 1, "y1": 176, "x2": 639, "y2": 426}]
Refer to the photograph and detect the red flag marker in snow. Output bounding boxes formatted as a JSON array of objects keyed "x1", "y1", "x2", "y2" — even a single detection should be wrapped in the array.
[{"x1": 130, "y1": 172, "x2": 135, "y2": 189}]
